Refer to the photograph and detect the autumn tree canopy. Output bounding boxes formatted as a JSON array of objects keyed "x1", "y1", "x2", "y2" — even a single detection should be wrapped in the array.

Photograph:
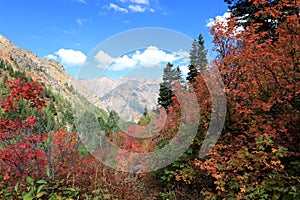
[{"x1": 196, "y1": 0, "x2": 300, "y2": 199}]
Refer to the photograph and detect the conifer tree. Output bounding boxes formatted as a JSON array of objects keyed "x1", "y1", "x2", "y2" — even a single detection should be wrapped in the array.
[
  {"x1": 158, "y1": 82, "x2": 173, "y2": 110},
  {"x1": 158, "y1": 63, "x2": 173, "y2": 110},
  {"x1": 196, "y1": 34, "x2": 208, "y2": 72},
  {"x1": 186, "y1": 64, "x2": 198, "y2": 83},
  {"x1": 189, "y1": 40, "x2": 198, "y2": 67},
  {"x1": 158, "y1": 62, "x2": 184, "y2": 110},
  {"x1": 187, "y1": 33, "x2": 208, "y2": 83}
]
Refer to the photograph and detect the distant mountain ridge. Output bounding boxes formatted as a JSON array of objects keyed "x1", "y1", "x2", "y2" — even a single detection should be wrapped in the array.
[{"x1": 79, "y1": 76, "x2": 161, "y2": 121}]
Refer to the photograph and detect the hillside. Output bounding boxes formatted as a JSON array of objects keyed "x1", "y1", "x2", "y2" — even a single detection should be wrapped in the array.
[{"x1": 0, "y1": 34, "x2": 99, "y2": 108}]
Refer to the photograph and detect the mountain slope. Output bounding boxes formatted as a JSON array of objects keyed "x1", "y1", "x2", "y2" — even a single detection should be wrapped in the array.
[{"x1": 0, "y1": 34, "x2": 98, "y2": 107}]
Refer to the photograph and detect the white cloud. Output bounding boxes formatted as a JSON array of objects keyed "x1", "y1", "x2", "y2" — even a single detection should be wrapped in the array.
[
  {"x1": 94, "y1": 50, "x2": 115, "y2": 68},
  {"x1": 206, "y1": 11, "x2": 244, "y2": 34},
  {"x1": 179, "y1": 65, "x2": 189, "y2": 75},
  {"x1": 64, "y1": 29, "x2": 77, "y2": 35},
  {"x1": 109, "y1": 0, "x2": 153, "y2": 13},
  {"x1": 128, "y1": 4, "x2": 146, "y2": 13},
  {"x1": 77, "y1": 18, "x2": 87, "y2": 26},
  {"x1": 206, "y1": 12, "x2": 231, "y2": 28},
  {"x1": 107, "y1": 3, "x2": 128, "y2": 13},
  {"x1": 54, "y1": 49, "x2": 87, "y2": 66},
  {"x1": 119, "y1": 0, "x2": 149, "y2": 4},
  {"x1": 130, "y1": 0, "x2": 149, "y2": 5},
  {"x1": 111, "y1": 55, "x2": 137, "y2": 70},
  {"x1": 45, "y1": 54, "x2": 58, "y2": 60},
  {"x1": 94, "y1": 46, "x2": 189, "y2": 71},
  {"x1": 174, "y1": 49, "x2": 190, "y2": 62},
  {"x1": 133, "y1": 46, "x2": 176, "y2": 66},
  {"x1": 75, "y1": 0, "x2": 87, "y2": 4}
]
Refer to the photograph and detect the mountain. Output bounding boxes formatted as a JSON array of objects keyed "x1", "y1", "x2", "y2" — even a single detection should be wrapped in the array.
[
  {"x1": 0, "y1": 34, "x2": 161, "y2": 122},
  {"x1": 0, "y1": 34, "x2": 99, "y2": 107},
  {"x1": 80, "y1": 76, "x2": 161, "y2": 121}
]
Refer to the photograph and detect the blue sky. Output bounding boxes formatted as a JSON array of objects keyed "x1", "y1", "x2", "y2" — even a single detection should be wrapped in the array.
[{"x1": 0, "y1": 0, "x2": 228, "y2": 79}]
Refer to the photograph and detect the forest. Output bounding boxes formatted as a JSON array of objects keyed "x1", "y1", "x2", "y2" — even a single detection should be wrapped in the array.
[{"x1": 0, "y1": 0, "x2": 299, "y2": 199}]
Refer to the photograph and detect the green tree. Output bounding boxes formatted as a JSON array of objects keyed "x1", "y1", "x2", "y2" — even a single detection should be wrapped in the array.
[
  {"x1": 143, "y1": 105, "x2": 148, "y2": 116},
  {"x1": 174, "y1": 66, "x2": 185, "y2": 85},
  {"x1": 158, "y1": 82, "x2": 173, "y2": 111},
  {"x1": 106, "y1": 110, "x2": 120, "y2": 133},
  {"x1": 2, "y1": 74, "x2": 8, "y2": 85},
  {"x1": 196, "y1": 34, "x2": 208, "y2": 72},
  {"x1": 189, "y1": 40, "x2": 198, "y2": 67},
  {"x1": 187, "y1": 34, "x2": 208, "y2": 83},
  {"x1": 186, "y1": 64, "x2": 198, "y2": 83},
  {"x1": 158, "y1": 62, "x2": 183, "y2": 111},
  {"x1": 48, "y1": 101, "x2": 57, "y2": 116}
]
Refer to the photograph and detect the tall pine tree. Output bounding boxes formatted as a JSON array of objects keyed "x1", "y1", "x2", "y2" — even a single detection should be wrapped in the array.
[
  {"x1": 196, "y1": 34, "x2": 208, "y2": 72},
  {"x1": 158, "y1": 62, "x2": 184, "y2": 110},
  {"x1": 186, "y1": 33, "x2": 208, "y2": 83},
  {"x1": 186, "y1": 65, "x2": 198, "y2": 83},
  {"x1": 189, "y1": 39, "x2": 198, "y2": 67}
]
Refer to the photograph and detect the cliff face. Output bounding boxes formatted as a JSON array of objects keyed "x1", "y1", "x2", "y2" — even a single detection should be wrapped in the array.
[{"x1": 0, "y1": 34, "x2": 161, "y2": 121}]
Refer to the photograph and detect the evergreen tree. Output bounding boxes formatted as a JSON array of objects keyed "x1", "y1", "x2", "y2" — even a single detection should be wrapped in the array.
[
  {"x1": 2, "y1": 74, "x2": 8, "y2": 85},
  {"x1": 158, "y1": 63, "x2": 175, "y2": 110},
  {"x1": 174, "y1": 66, "x2": 185, "y2": 85},
  {"x1": 196, "y1": 34, "x2": 208, "y2": 72},
  {"x1": 158, "y1": 82, "x2": 173, "y2": 110},
  {"x1": 187, "y1": 33, "x2": 208, "y2": 83},
  {"x1": 186, "y1": 65, "x2": 198, "y2": 83},
  {"x1": 162, "y1": 62, "x2": 175, "y2": 85},
  {"x1": 189, "y1": 40, "x2": 198, "y2": 67},
  {"x1": 106, "y1": 110, "x2": 120, "y2": 133},
  {"x1": 48, "y1": 101, "x2": 57, "y2": 116},
  {"x1": 0, "y1": 59, "x2": 4, "y2": 69},
  {"x1": 143, "y1": 105, "x2": 148, "y2": 116},
  {"x1": 158, "y1": 62, "x2": 185, "y2": 111}
]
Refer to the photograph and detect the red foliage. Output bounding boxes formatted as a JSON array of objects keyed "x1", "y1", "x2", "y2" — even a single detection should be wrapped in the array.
[
  {"x1": 196, "y1": 0, "x2": 300, "y2": 198},
  {"x1": 0, "y1": 78, "x2": 47, "y2": 178},
  {"x1": 1, "y1": 77, "x2": 45, "y2": 112},
  {"x1": 0, "y1": 77, "x2": 79, "y2": 181}
]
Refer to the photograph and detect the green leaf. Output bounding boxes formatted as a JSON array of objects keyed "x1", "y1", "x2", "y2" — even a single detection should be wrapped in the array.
[
  {"x1": 66, "y1": 172, "x2": 71, "y2": 180},
  {"x1": 49, "y1": 196, "x2": 57, "y2": 200},
  {"x1": 37, "y1": 179, "x2": 47, "y2": 184},
  {"x1": 15, "y1": 183, "x2": 19, "y2": 192},
  {"x1": 66, "y1": 187, "x2": 76, "y2": 192},
  {"x1": 37, "y1": 184, "x2": 47, "y2": 193},
  {"x1": 26, "y1": 177, "x2": 34, "y2": 186},
  {"x1": 46, "y1": 167, "x2": 50, "y2": 178},
  {"x1": 22, "y1": 192, "x2": 33, "y2": 200},
  {"x1": 172, "y1": 161, "x2": 179, "y2": 168},
  {"x1": 36, "y1": 192, "x2": 46, "y2": 198}
]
